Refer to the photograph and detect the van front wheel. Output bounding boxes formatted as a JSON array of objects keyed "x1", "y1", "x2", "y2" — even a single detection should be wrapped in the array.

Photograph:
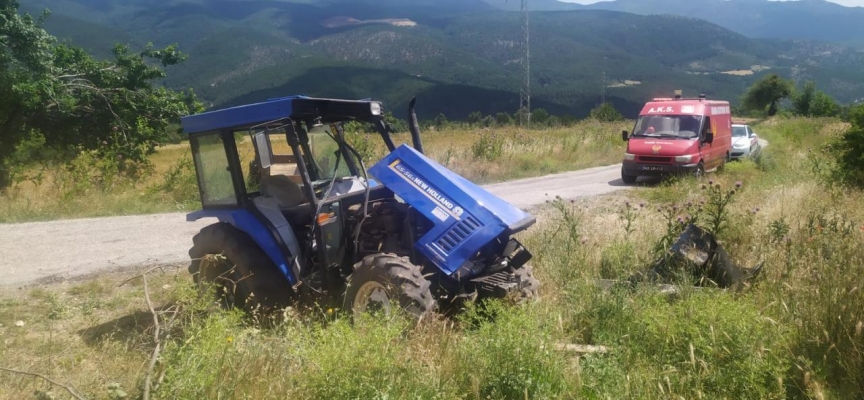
[
  {"x1": 693, "y1": 162, "x2": 705, "y2": 178},
  {"x1": 621, "y1": 167, "x2": 638, "y2": 184}
]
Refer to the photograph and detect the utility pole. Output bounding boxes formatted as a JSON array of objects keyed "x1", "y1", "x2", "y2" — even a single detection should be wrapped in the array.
[
  {"x1": 601, "y1": 71, "x2": 607, "y2": 105},
  {"x1": 519, "y1": 0, "x2": 531, "y2": 129}
]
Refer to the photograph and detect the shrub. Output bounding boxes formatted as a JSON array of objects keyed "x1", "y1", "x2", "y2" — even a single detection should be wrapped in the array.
[
  {"x1": 470, "y1": 132, "x2": 504, "y2": 161},
  {"x1": 589, "y1": 103, "x2": 625, "y2": 122},
  {"x1": 827, "y1": 105, "x2": 864, "y2": 187},
  {"x1": 147, "y1": 151, "x2": 198, "y2": 205}
]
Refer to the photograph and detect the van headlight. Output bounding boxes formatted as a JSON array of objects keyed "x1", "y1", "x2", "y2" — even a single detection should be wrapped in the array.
[
  {"x1": 370, "y1": 102, "x2": 383, "y2": 116},
  {"x1": 624, "y1": 153, "x2": 636, "y2": 161},
  {"x1": 675, "y1": 155, "x2": 693, "y2": 163}
]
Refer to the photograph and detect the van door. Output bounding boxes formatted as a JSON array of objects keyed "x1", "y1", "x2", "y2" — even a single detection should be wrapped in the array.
[{"x1": 700, "y1": 116, "x2": 714, "y2": 168}]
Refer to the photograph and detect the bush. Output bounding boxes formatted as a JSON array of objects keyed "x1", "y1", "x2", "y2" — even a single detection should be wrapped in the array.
[
  {"x1": 147, "y1": 151, "x2": 198, "y2": 205},
  {"x1": 827, "y1": 104, "x2": 864, "y2": 187},
  {"x1": 495, "y1": 112, "x2": 513, "y2": 126},
  {"x1": 471, "y1": 132, "x2": 504, "y2": 161},
  {"x1": 589, "y1": 103, "x2": 625, "y2": 122}
]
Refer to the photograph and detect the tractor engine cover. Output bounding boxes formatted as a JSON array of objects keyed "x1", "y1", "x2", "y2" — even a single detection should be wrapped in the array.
[{"x1": 369, "y1": 144, "x2": 536, "y2": 277}]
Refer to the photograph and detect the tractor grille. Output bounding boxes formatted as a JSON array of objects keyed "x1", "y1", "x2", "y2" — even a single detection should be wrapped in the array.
[
  {"x1": 436, "y1": 216, "x2": 482, "y2": 254},
  {"x1": 638, "y1": 156, "x2": 673, "y2": 164}
]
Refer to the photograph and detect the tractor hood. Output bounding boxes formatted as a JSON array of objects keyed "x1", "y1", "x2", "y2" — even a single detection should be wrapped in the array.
[{"x1": 369, "y1": 144, "x2": 535, "y2": 276}]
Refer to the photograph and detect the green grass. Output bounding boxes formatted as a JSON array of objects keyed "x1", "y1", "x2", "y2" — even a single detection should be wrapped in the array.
[
  {"x1": 2, "y1": 117, "x2": 863, "y2": 398},
  {"x1": 0, "y1": 120, "x2": 630, "y2": 223}
]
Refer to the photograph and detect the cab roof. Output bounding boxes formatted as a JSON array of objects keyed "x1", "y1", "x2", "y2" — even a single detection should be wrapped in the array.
[
  {"x1": 640, "y1": 98, "x2": 730, "y2": 116},
  {"x1": 181, "y1": 96, "x2": 384, "y2": 134}
]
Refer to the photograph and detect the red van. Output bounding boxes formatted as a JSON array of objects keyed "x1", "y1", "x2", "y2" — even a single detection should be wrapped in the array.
[{"x1": 621, "y1": 94, "x2": 732, "y2": 183}]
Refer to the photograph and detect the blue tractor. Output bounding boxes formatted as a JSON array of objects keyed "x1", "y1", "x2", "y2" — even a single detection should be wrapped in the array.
[{"x1": 181, "y1": 96, "x2": 538, "y2": 317}]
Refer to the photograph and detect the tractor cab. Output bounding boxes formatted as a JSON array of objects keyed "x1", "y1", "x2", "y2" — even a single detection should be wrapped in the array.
[{"x1": 181, "y1": 96, "x2": 538, "y2": 317}]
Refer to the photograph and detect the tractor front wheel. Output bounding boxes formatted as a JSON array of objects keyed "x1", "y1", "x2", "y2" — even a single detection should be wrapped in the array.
[
  {"x1": 344, "y1": 254, "x2": 435, "y2": 319},
  {"x1": 189, "y1": 223, "x2": 292, "y2": 310}
]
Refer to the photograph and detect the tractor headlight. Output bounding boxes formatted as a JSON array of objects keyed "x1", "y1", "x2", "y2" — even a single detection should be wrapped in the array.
[
  {"x1": 370, "y1": 102, "x2": 383, "y2": 116},
  {"x1": 624, "y1": 153, "x2": 636, "y2": 161},
  {"x1": 675, "y1": 155, "x2": 693, "y2": 163}
]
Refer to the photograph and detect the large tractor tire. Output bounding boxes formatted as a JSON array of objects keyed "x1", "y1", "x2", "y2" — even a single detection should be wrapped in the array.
[
  {"x1": 189, "y1": 223, "x2": 292, "y2": 310},
  {"x1": 344, "y1": 253, "x2": 435, "y2": 319},
  {"x1": 514, "y1": 265, "x2": 540, "y2": 300}
]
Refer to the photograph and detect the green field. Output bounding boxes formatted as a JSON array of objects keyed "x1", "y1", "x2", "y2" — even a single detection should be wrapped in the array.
[
  {"x1": 1, "y1": 117, "x2": 862, "y2": 399},
  {"x1": 0, "y1": 120, "x2": 629, "y2": 223}
]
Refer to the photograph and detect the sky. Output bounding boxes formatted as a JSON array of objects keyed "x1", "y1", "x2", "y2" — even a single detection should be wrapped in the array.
[{"x1": 560, "y1": 0, "x2": 864, "y2": 6}]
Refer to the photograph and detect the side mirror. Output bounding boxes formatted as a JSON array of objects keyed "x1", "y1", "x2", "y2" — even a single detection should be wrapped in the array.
[
  {"x1": 622, "y1": 130, "x2": 629, "y2": 141},
  {"x1": 751, "y1": 133, "x2": 758, "y2": 139},
  {"x1": 704, "y1": 131, "x2": 714, "y2": 144},
  {"x1": 253, "y1": 131, "x2": 273, "y2": 169}
]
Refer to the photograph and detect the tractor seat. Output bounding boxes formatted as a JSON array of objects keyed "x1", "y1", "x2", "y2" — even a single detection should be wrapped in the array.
[{"x1": 260, "y1": 154, "x2": 307, "y2": 208}]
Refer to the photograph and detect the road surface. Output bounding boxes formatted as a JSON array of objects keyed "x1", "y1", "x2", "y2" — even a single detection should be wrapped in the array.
[{"x1": 0, "y1": 137, "x2": 764, "y2": 288}]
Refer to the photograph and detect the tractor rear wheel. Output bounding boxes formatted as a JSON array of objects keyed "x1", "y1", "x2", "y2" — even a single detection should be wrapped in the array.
[
  {"x1": 189, "y1": 223, "x2": 292, "y2": 311},
  {"x1": 344, "y1": 253, "x2": 435, "y2": 319}
]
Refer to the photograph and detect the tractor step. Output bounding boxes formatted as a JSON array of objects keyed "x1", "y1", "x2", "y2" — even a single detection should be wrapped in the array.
[{"x1": 471, "y1": 269, "x2": 529, "y2": 298}]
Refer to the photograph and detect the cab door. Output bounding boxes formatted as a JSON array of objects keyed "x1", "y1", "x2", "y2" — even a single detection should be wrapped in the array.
[{"x1": 699, "y1": 116, "x2": 716, "y2": 168}]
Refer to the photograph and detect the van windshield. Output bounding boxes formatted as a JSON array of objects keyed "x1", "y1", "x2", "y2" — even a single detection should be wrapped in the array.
[{"x1": 632, "y1": 115, "x2": 703, "y2": 139}]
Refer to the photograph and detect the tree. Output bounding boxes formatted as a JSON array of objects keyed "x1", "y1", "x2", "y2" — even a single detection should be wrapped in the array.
[
  {"x1": 384, "y1": 111, "x2": 406, "y2": 133},
  {"x1": 0, "y1": 0, "x2": 200, "y2": 187},
  {"x1": 495, "y1": 112, "x2": 513, "y2": 126},
  {"x1": 830, "y1": 103, "x2": 864, "y2": 187},
  {"x1": 792, "y1": 81, "x2": 838, "y2": 117},
  {"x1": 433, "y1": 113, "x2": 449, "y2": 130},
  {"x1": 466, "y1": 111, "x2": 483, "y2": 126},
  {"x1": 849, "y1": 103, "x2": 864, "y2": 129},
  {"x1": 809, "y1": 91, "x2": 839, "y2": 117},
  {"x1": 531, "y1": 108, "x2": 550, "y2": 126},
  {"x1": 792, "y1": 81, "x2": 816, "y2": 116},
  {"x1": 742, "y1": 74, "x2": 793, "y2": 116},
  {"x1": 589, "y1": 103, "x2": 625, "y2": 122}
]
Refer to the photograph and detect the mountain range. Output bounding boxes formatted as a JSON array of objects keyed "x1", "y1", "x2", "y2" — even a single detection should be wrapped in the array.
[
  {"x1": 485, "y1": 0, "x2": 864, "y2": 47},
  {"x1": 19, "y1": 0, "x2": 864, "y2": 120}
]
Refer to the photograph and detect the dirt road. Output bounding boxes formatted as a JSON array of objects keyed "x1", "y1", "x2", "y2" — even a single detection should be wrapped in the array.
[
  {"x1": 4, "y1": 142, "x2": 774, "y2": 288},
  {"x1": 0, "y1": 164, "x2": 631, "y2": 286}
]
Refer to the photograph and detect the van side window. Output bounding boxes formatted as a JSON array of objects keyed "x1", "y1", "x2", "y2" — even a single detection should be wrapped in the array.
[{"x1": 702, "y1": 117, "x2": 712, "y2": 138}]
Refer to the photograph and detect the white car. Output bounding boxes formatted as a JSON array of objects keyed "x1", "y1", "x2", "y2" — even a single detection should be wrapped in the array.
[{"x1": 731, "y1": 124, "x2": 760, "y2": 160}]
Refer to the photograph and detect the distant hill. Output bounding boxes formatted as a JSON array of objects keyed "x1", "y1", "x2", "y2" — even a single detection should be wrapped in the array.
[
  {"x1": 20, "y1": 0, "x2": 864, "y2": 119},
  {"x1": 484, "y1": 0, "x2": 864, "y2": 47}
]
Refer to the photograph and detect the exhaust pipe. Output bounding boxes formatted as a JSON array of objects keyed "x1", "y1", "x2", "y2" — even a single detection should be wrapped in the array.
[{"x1": 408, "y1": 97, "x2": 424, "y2": 154}]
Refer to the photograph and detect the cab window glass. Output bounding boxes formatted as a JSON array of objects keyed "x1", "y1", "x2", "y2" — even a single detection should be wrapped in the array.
[
  {"x1": 702, "y1": 117, "x2": 713, "y2": 137},
  {"x1": 191, "y1": 132, "x2": 238, "y2": 207}
]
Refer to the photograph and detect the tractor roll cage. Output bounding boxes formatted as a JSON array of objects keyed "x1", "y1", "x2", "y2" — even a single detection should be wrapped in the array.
[
  {"x1": 181, "y1": 96, "x2": 395, "y2": 149},
  {"x1": 181, "y1": 96, "x2": 396, "y2": 209},
  {"x1": 182, "y1": 96, "x2": 395, "y2": 149}
]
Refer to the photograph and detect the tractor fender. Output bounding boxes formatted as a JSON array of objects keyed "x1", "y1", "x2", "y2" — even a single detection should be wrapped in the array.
[{"x1": 187, "y1": 209, "x2": 297, "y2": 285}]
